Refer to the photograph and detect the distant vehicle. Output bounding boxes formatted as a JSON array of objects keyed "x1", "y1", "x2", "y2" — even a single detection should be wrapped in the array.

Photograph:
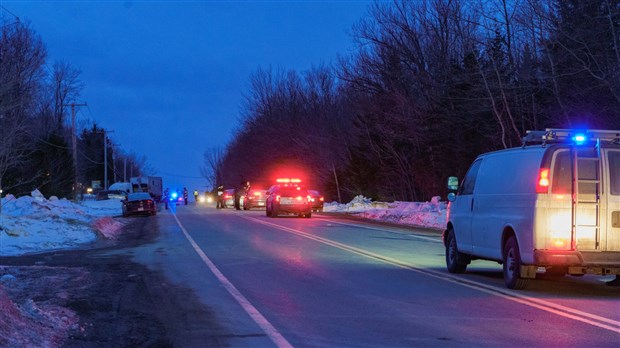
[
  {"x1": 96, "y1": 190, "x2": 127, "y2": 201},
  {"x1": 444, "y1": 129, "x2": 620, "y2": 290},
  {"x1": 266, "y1": 181, "x2": 312, "y2": 218},
  {"x1": 109, "y1": 182, "x2": 132, "y2": 194},
  {"x1": 130, "y1": 176, "x2": 163, "y2": 202},
  {"x1": 307, "y1": 190, "x2": 324, "y2": 212},
  {"x1": 169, "y1": 190, "x2": 184, "y2": 205},
  {"x1": 122, "y1": 192, "x2": 157, "y2": 217},
  {"x1": 222, "y1": 189, "x2": 235, "y2": 208},
  {"x1": 243, "y1": 189, "x2": 267, "y2": 210}
]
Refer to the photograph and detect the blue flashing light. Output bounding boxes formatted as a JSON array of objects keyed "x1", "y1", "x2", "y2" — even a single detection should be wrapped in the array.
[
  {"x1": 572, "y1": 134, "x2": 586, "y2": 145},
  {"x1": 171, "y1": 192, "x2": 178, "y2": 199}
]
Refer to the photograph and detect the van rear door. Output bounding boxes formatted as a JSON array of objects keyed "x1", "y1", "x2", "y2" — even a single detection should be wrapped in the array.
[{"x1": 603, "y1": 149, "x2": 620, "y2": 252}]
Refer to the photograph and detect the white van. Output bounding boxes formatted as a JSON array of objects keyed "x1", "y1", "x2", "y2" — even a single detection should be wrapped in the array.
[{"x1": 444, "y1": 129, "x2": 620, "y2": 289}]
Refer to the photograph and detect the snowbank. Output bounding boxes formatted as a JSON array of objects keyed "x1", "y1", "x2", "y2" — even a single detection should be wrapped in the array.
[
  {"x1": 0, "y1": 190, "x2": 123, "y2": 256},
  {"x1": 324, "y1": 195, "x2": 447, "y2": 230}
]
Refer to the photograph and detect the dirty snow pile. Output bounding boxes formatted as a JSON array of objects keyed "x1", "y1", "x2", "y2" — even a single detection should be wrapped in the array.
[
  {"x1": 324, "y1": 195, "x2": 447, "y2": 230},
  {"x1": 0, "y1": 190, "x2": 124, "y2": 257}
]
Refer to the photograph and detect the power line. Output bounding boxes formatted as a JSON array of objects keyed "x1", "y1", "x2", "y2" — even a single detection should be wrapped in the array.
[
  {"x1": 157, "y1": 170, "x2": 204, "y2": 179},
  {"x1": 0, "y1": 5, "x2": 20, "y2": 22}
]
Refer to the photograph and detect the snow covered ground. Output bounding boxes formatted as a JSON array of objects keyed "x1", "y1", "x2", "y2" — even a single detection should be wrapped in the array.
[
  {"x1": 0, "y1": 190, "x2": 125, "y2": 257},
  {"x1": 324, "y1": 195, "x2": 447, "y2": 230}
]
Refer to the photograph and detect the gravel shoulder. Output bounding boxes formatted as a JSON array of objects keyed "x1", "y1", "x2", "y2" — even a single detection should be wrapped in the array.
[{"x1": 0, "y1": 216, "x2": 228, "y2": 347}]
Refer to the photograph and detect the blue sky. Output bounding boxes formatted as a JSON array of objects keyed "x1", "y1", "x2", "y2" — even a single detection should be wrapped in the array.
[{"x1": 2, "y1": 0, "x2": 371, "y2": 192}]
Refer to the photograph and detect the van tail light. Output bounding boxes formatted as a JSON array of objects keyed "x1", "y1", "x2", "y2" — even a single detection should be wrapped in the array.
[{"x1": 536, "y1": 168, "x2": 550, "y2": 193}]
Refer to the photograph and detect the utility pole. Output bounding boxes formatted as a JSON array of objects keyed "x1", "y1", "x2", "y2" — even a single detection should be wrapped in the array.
[
  {"x1": 102, "y1": 129, "x2": 114, "y2": 190},
  {"x1": 65, "y1": 102, "x2": 87, "y2": 200}
]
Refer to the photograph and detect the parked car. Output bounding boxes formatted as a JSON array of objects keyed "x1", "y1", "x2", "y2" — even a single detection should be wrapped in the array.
[
  {"x1": 96, "y1": 189, "x2": 127, "y2": 201},
  {"x1": 243, "y1": 189, "x2": 267, "y2": 210},
  {"x1": 266, "y1": 184, "x2": 312, "y2": 218},
  {"x1": 307, "y1": 190, "x2": 324, "y2": 212},
  {"x1": 444, "y1": 129, "x2": 620, "y2": 289},
  {"x1": 122, "y1": 192, "x2": 157, "y2": 217},
  {"x1": 222, "y1": 189, "x2": 235, "y2": 208}
]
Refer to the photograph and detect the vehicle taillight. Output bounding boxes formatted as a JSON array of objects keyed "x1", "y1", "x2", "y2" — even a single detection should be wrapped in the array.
[
  {"x1": 536, "y1": 168, "x2": 550, "y2": 193},
  {"x1": 319, "y1": 197, "x2": 324, "y2": 202},
  {"x1": 276, "y1": 195, "x2": 280, "y2": 202}
]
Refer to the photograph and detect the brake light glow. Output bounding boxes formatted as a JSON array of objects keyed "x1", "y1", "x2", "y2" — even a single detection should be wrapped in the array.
[
  {"x1": 254, "y1": 191, "x2": 262, "y2": 196},
  {"x1": 536, "y1": 168, "x2": 550, "y2": 193}
]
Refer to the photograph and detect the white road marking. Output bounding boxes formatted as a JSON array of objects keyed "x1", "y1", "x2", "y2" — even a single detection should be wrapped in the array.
[
  {"x1": 171, "y1": 213, "x2": 293, "y2": 348},
  {"x1": 243, "y1": 215, "x2": 620, "y2": 334},
  {"x1": 315, "y1": 217, "x2": 442, "y2": 243}
]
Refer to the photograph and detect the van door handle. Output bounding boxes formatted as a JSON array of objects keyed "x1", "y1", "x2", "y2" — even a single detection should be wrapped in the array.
[{"x1": 471, "y1": 198, "x2": 474, "y2": 211}]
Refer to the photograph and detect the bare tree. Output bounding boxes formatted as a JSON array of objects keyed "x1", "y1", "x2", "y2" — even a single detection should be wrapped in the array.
[
  {"x1": 201, "y1": 147, "x2": 225, "y2": 190},
  {"x1": 0, "y1": 22, "x2": 46, "y2": 206},
  {"x1": 50, "y1": 60, "x2": 83, "y2": 132}
]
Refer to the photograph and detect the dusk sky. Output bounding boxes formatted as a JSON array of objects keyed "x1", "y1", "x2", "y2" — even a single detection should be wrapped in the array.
[{"x1": 2, "y1": 0, "x2": 371, "y2": 192}]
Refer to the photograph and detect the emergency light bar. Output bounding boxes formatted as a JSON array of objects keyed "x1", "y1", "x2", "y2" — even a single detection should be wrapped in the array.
[
  {"x1": 522, "y1": 129, "x2": 620, "y2": 147},
  {"x1": 276, "y1": 178, "x2": 302, "y2": 183}
]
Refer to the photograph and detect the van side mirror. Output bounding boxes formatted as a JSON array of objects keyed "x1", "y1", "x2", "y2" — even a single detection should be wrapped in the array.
[
  {"x1": 447, "y1": 192, "x2": 456, "y2": 202},
  {"x1": 447, "y1": 176, "x2": 459, "y2": 191}
]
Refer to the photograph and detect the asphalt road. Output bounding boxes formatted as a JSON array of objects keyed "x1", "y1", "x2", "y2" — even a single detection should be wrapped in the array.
[
  {"x1": 2, "y1": 203, "x2": 617, "y2": 347},
  {"x1": 142, "y1": 204, "x2": 620, "y2": 347}
]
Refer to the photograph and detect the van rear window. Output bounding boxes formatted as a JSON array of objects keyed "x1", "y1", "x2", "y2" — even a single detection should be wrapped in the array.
[
  {"x1": 552, "y1": 151, "x2": 571, "y2": 194},
  {"x1": 552, "y1": 150, "x2": 599, "y2": 195},
  {"x1": 610, "y1": 151, "x2": 620, "y2": 195}
]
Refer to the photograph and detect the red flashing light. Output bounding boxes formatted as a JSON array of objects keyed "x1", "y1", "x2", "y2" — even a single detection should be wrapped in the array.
[
  {"x1": 276, "y1": 178, "x2": 302, "y2": 184},
  {"x1": 276, "y1": 195, "x2": 281, "y2": 202},
  {"x1": 536, "y1": 168, "x2": 550, "y2": 193},
  {"x1": 254, "y1": 191, "x2": 262, "y2": 196}
]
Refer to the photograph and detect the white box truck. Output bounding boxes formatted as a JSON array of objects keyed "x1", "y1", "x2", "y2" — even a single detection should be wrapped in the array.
[
  {"x1": 445, "y1": 129, "x2": 620, "y2": 289},
  {"x1": 130, "y1": 176, "x2": 163, "y2": 202}
]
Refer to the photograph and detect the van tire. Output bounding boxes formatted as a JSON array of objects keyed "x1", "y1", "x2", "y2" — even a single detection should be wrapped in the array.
[
  {"x1": 446, "y1": 229, "x2": 469, "y2": 273},
  {"x1": 503, "y1": 236, "x2": 530, "y2": 290}
]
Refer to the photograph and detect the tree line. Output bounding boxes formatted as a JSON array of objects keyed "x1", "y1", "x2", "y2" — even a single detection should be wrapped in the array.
[
  {"x1": 206, "y1": 0, "x2": 620, "y2": 203},
  {"x1": 0, "y1": 20, "x2": 146, "y2": 199}
]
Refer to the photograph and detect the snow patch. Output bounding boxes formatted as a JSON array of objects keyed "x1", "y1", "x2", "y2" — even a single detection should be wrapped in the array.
[
  {"x1": 92, "y1": 217, "x2": 125, "y2": 240},
  {"x1": 324, "y1": 195, "x2": 447, "y2": 229}
]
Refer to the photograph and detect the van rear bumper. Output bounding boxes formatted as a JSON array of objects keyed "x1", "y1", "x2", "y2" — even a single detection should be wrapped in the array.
[
  {"x1": 534, "y1": 250, "x2": 583, "y2": 265},
  {"x1": 534, "y1": 250, "x2": 620, "y2": 275}
]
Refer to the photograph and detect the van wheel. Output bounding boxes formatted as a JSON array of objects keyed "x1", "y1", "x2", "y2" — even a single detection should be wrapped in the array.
[
  {"x1": 445, "y1": 228, "x2": 469, "y2": 273},
  {"x1": 503, "y1": 236, "x2": 530, "y2": 290}
]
